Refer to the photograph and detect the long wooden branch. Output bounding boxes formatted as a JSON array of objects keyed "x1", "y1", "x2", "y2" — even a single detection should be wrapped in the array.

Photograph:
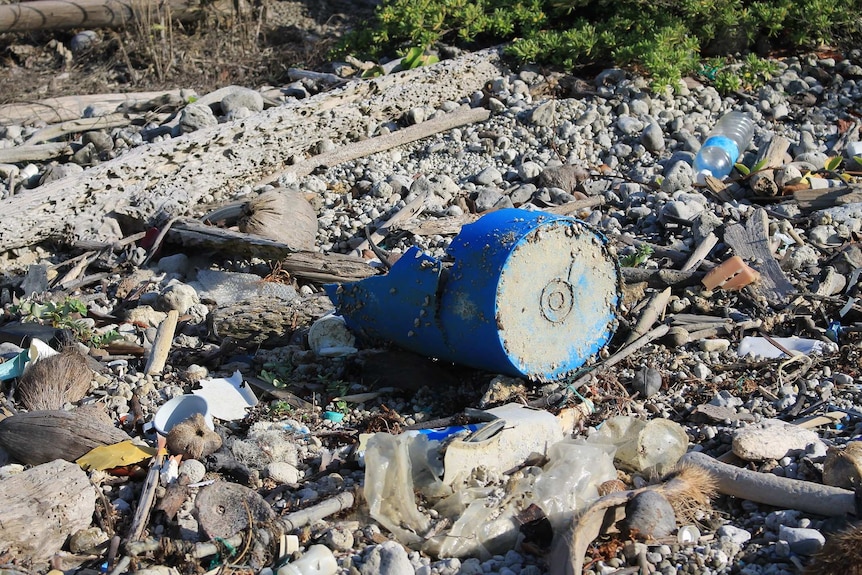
[
  {"x1": 0, "y1": 142, "x2": 72, "y2": 163},
  {"x1": 260, "y1": 104, "x2": 491, "y2": 183},
  {"x1": 0, "y1": 0, "x2": 210, "y2": 33},
  {"x1": 24, "y1": 113, "x2": 132, "y2": 145},
  {"x1": 0, "y1": 89, "x2": 190, "y2": 126},
  {"x1": 0, "y1": 48, "x2": 505, "y2": 253}
]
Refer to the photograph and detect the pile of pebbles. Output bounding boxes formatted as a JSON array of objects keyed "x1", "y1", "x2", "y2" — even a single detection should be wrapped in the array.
[{"x1": 1, "y1": 46, "x2": 862, "y2": 575}]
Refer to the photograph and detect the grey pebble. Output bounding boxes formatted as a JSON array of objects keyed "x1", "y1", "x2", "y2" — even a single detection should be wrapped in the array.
[
  {"x1": 220, "y1": 87, "x2": 264, "y2": 114},
  {"x1": 474, "y1": 166, "x2": 503, "y2": 186},
  {"x1": 322, "y1": 525, "x2": 355, "y2": 552},
  {"x1": 359, "y1": 540, "x2": 414, "y2": 575},
  {"x1": 178, "y1": 459, "x2": 206, "y2": 483},
  {"x1": 778, "y1": 525, "x2": 825, "y2": 555},
  {"x1": 529, "y1": 100, "x2": 556, "y2": 126},
  {"x1": 632, "y1": 366, "x2": 662, "y2": 398},
  {"x1": 180, "y1": 104, "x2": 218, "y2": 133},
  {"x1": 82, "y1": 130, "x2": 114, "y2": 152},
  {"x1": 641, "y1": 121, "x2": 665, "y2": 152},
  {"x1": 158, "y1": 283, "x2": 200, "y2": 314},
  {"x1": 624, "y1": 490, "x2": 676, "y2": 539}
]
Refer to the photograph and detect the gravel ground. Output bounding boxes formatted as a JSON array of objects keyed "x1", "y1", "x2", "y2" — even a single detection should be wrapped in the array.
[{"x1": 0, "y1": 45, "x2": 862, "y2": 575}]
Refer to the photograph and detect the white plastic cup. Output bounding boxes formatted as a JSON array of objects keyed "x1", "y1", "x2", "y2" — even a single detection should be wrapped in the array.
[
  {"x1": 308, "y1": 315, "x2": 356, "y2": 357},
  {"x1": 276, "y1": 545, "x2": 337, "y2": 575},
  {"x1": 152, "y1": 394, "x2": 214, "y2": 436}
]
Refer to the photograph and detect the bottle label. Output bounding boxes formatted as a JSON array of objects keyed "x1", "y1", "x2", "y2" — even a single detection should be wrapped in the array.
[{"x1": 702, "y1": 135, "x2": 740, "y2": 162}]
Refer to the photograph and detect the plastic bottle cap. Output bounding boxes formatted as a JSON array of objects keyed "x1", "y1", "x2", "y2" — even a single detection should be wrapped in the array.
[{"x1": 695, "y1": 169, "x2": 712, "y2": 185}]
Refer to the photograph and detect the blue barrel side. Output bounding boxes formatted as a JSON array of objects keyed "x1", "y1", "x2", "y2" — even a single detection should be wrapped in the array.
[{"x1": 324, "y1": 246, "x2": 452, "y2": 359}]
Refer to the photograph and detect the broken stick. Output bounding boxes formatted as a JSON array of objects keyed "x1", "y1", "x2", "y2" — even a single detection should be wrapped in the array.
[
  {"x1": 723, "y1": 208, "x2": 795, "y2": 303},
  {"x1": 351, "y1": 190, "x2": 430, "y2": 257},
  {"x1": 259, "y1": 105, "x2": 491, "y2": 185},
  {"x1": 144, "y1": 310, "x2": 179, "y2": 376},
  {"x1": 23, "y1": 113, "x2": 131, "y2": 145}
]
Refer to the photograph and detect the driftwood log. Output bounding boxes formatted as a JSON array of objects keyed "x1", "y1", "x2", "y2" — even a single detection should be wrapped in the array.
[
  {"x1": 0, "y1": 89, "x2": 192, "y2": 126},
  {"x1": 211, "y1": 292, "x2": 338, "y2": 347},
  {"x1": 0, "y1": 459, "x2": 96, "y2": 566},
  {"x1": 723, "y1": 208, "x2": 796, "y2": 303},
  {"x1": 0, "y1": 0, "x2": 220, "y2": 33},
  {"x1": 0, "y1": 49, "x2": 505, "y2": 253},
  {"x1": 0, "y1": 409, "x2": 130, "y2": 465}
]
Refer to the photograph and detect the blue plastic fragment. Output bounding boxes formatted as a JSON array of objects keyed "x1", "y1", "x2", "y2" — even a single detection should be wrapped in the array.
[
  {"x1": 323, "y1": 411, "x2": 345, "y2": 422},
  {"x1": 0, "y1": 349, "x2": 29, "y2": 381},
  {"x1": 826, "y1": 320, "x2": 842, "y2": 343},
  {"x1": 409, "y1": 423, "x2": 484, "y2": 441},
  {"x1": 326, "y1": 208, "x2": 621, "y2": 380}
]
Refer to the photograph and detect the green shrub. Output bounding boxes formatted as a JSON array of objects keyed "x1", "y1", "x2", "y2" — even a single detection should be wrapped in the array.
[{"x1": 336, "y1": 0, "x2": 862, "y2": 90}]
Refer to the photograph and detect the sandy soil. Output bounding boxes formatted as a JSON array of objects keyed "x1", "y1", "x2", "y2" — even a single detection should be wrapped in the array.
[{"x1": 0, "y1": 0, "x2": 376, "y2": 106}]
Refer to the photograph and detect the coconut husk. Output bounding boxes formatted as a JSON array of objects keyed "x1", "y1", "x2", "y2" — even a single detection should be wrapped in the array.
[
  {"x1": 238, "y1": 189, "x2": 318, "y2": 250},
  {"x1": 17, "y1": 350, "x2": 92, "y2": 410},
  {"x1": 805, "y1": 524, "x2": 862, "y2": 575},
  {"x1": 166, "y1": 413, "x2": 222, "y2": 460},
  {"x1": 823, "y1": 442, "x2": 862, "y2": 490}
]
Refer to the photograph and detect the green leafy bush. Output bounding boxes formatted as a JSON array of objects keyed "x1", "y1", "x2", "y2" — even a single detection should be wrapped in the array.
[{"x1": 336, "y1": 0, "x2": 862, "y2": 90}]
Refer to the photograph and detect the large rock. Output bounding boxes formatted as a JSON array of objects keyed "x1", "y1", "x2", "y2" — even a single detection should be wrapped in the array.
[
  {"x1": 359, "y1": 540, "x2": 413, "y2": 575},
  {"x1": 732, "y1": 420, "x2": 824, "y2": 461}
]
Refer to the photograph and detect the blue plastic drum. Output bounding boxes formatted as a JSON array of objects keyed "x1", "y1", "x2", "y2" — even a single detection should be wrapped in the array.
[{"x1": 326, "y1": 208, "x2": 620, "y2": 380}]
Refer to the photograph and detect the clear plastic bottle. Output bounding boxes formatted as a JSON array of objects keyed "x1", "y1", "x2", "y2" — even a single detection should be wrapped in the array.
[{"x1": 694, "y1": 111, "x2": 755, "y2": 181}]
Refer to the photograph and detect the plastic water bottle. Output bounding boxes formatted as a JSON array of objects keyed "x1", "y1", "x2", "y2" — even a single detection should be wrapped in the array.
[{"x1": 693, "y1": 111, "x2": 755, "y2": 181}]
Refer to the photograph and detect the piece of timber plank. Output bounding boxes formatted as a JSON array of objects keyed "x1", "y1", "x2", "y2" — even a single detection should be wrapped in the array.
[{"x1": 723, "y1": 208, "x2": 795, "y2": 303}]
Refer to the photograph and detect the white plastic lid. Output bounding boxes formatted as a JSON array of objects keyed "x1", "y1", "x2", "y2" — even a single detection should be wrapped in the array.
[{"x1": 695, "y1": 169, "x2": 713, "y2": 185}]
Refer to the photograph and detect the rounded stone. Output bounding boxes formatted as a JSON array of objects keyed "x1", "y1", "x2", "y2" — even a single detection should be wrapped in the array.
[
  {"x1": 180, "y1": 104, "x2": 218, "y2": 133},
  {"x1": 624, "y1": 490, "x2": 676, "y2": 539},
  {"x1": 82, "y1": 130, "x2": 114, "y2": 152},
  {"x1": 632, "y1": 366, "x2": 662, "y2": 398},
  {"x1": 69, "y1": 526, "x2": 108, "y2": 553},
  {"x1": 266, "y1": 461, "x2": 300, "y2": 484},
  {"x1": 732, "y1": 420, "x2": 824, "y2": 461},
  {"x1": 322, "y1": 525, "x2": 355, "y2": 552},
  {"x1": 778, "y1": 525, "x2": 825, "y2": 555},
  {"x1": 359, "y1": 540, "x2": 413, "y2": 575},
  {"x1": 70, "y1": 30, "x2": 99, "y2": 53},
  {"x1": 220, "y1": 87, "x2": 264, "y2": 114},
  {"x1": 699, "y1": 338, "x2": 730, "y2": 353},
  {"x1": 179, "y1": 458, "x2": 206, "y2": 483},
  {"x1": 158, "y1": 283, "x2": 200, "y2": 314},
  {"x1": 156, "y1": 253, "x2": 190, "y2": 275},
  {"x1": 664, "y1": 327, "x2": 690, "y2": 347}
]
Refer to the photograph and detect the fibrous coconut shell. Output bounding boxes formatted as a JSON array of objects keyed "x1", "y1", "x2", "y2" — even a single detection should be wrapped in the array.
[
  {"x1": 17, "y1": 350, "x2": 92, "y2": 411},
  {"x1": 239, "y1": 189, "x2": 317, "y2": 250},
  {"x1": 823, "y1": 442, "x2": 862, "y2": 490}
]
